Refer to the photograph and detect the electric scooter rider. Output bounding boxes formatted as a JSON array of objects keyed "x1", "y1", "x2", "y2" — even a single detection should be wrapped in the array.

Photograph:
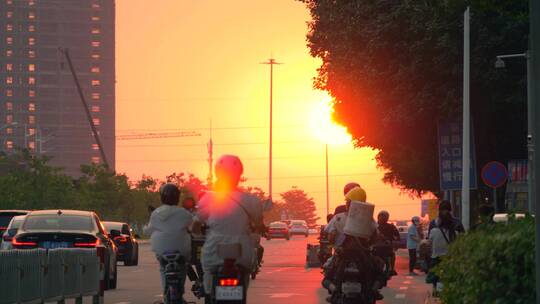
[
  {"x1": 193, "y1": 154, "x2": 265, "y2": 298},
  {"x1": 144, "y1": 183, "x2": 194, "y2": 303}
]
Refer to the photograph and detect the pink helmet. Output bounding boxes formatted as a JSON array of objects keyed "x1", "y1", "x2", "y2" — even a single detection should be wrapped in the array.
[{"x1": 215, "y1": 154, "x2": 244, "y2": 180}]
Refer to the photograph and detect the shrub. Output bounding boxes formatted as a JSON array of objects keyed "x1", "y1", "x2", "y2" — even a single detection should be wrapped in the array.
[{"x1": 434, "y1": 216, "x2": 535, "y2": 304}]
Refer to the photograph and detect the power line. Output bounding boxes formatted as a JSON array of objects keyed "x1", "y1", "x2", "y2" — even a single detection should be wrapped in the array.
[
  {"x1": 117, "y1": 139, "x2": 323, "y2": 148},
  {"x1": 116, "y1": 124, "x2": 304, "y2": 133}
]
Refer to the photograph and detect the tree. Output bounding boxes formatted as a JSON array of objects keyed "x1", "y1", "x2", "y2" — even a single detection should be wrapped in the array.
[
  {"x1": 166, "y1": 172, "x2": 208, "y2": 200},
  {"x1": 301, "y1": 0, "x2": 529, "y2": 195},
  {"x1": 280, "y1": 187, "x2": 320, "y2": 226}
]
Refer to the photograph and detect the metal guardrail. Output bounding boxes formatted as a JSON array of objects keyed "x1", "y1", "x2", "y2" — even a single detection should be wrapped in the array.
[{"x1": 0, "y1": 248, "x2": 103, "y2": 304}]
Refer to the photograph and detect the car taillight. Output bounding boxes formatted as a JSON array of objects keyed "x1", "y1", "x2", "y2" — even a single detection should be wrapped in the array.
[
  {"x1": 74, "y1": 239, "x2": 101, "y2": 247},
  {"x1": 12, "y1": 238, "x2": 37, "y2": 247},
  {"x1": 219, "y1": 278, "x2": 239, "y2": 286},
  {"x1": 114, "y1": 236, "x2": 128, "y2": 243}
]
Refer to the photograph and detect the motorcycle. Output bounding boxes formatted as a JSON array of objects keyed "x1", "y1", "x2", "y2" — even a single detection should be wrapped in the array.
[
  {"x1": 205, "y1": 243, "x2": 247, "y2": 304},
  {"x1": 158, "y1": 251, "x2": 187, "y2": 304}
]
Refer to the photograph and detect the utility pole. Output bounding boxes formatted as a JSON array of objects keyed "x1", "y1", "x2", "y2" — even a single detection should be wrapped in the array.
[
  {"x1": 59, "y1": 47, "x2": 109, "y2": 169},
  {"x1": 207, "y1": 119, "x2": 214, "y2": 189},
  {"x1": 261, "y1": 58, "x2": 282, "y2": 201},
  {"x1": 529, "y1": 0, "x2": 540, "y2": 302},
  {"x1": 325, "y1": 144, "x2": 330, "y2": 217},
  {"x1": 461, "y1": 7, "x2": 471, "y2": 231}
]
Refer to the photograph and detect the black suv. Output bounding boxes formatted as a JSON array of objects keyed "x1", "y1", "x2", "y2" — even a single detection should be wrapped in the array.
[
  {"x1": 0, "y1": 210, "x2": 29, "y2": 235},
  {"x1": 103, "y1": 221, "x2": 139, "y2": 266}
]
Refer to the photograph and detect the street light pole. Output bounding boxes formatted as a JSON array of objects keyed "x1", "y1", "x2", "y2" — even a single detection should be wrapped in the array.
[
  {"x1": 462, "y1": 6, "x2": 471, "y2": 231},
  {"x1": 261, "y1": 58, "x2": 281, "y2": 202},
  {"x1": 325, "y1": 144, "x2": 330, "y2": 217}
]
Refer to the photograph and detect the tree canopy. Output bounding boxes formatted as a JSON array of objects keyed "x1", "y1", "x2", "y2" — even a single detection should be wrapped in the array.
[
  {"x1": 301, "y1": 0, "x2": 529, "y2": 195},
  {"x1": 280, "y1": 187, "x2": 320, "y2": 226}
]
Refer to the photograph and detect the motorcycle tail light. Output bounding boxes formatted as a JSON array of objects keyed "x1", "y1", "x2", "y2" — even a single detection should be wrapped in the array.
[{"x1": 219, "y1": 278, "x2": 239, "y2": 286}]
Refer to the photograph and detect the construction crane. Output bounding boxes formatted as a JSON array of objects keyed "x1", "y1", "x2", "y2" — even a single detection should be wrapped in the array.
[{"x1": 116, "y1": 131, "x2": 201, "y2": 140}]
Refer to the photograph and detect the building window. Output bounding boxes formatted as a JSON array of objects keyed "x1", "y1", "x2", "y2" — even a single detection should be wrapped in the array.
[
  {"x1": 91, "y1": 3, "x2": 100, "y2": 9},
  {"x1": 6, "y1": 102, "x2": 13, "y2": 111},
  {"x1": 29, "y1": 90, "x2": 35, "y2": 97},
  {"x1": 6, "y1": 128, "x2": 13, "y2": 135},
  {"x1": 6, "y1": 76, "x2": 13, "y2": 85},
  {"x1": 91, "y1": 93, "x2": 100, "y2": 100},
  {"x1": 91, "y1": 80, "x2": 100, "y2": 86},
  {"x1": 6, "y1": 115, "x2": 13, "y2": 124},
  {"x1": 6, "y1": 0, "x2": 13, "y2": 4},
  {"x1": 28, "y1": 115, "x2": 35, "y2": 124},
  {"x1": 28, "y1": 141, "x2": 35, "y2": 150},
  {"x1": 6, "y1": 64, "x2": 13, "y2": 72},
  {"x1": 91, "y1": 41, "x2": 101, "y2": 47},
  {"x1": 91, "y1": 28, "x2": 100, "y2": 34},
  {"x1": 28, "y1": 128, "x2": 35, "y2": 135},
  {"x1": 28, "y1": 64, "x2": 35, "y2": 72},
  {"x1": 28, "y1": 50, "x2": 36, "y2": 58},
  {"x1": 28, "y1": 0, "x2": 35, "y2": 6},
  {"x1": 91, "y1": 54, "x2": 100, "y2": 59},
  {"x1": 91, "y1": 16, "x2": 100, "y2": 21},
  {"x1": 91, "y1": 67, "x2": 100, "y2": 73},
  {"x1": 28, "y1": 77, "x2": 36, "y2": 85},
  {"x1": 6, "y1": 90, "x2": 13, "y2": 97},
  {"x1": 28, "y1": 37, "x2": 35, "y2": 46},
  {"x1": 28, "y1": 103, "x2": 35, "y2": 111},
  {"x1": 91, "y1": 105, "x2": 100, "y2": 112},
  {"x1": 28, "y1": 11, "x2": 35, "y2": 19},
  {"x1": 92, "y1": 143, "x2": 99, "y2": 150},
  {"x1": 6, "y1": 37, "x2": 13, "y2": 45},
  {"x1": 7, "y1": 11, "x2": 13, "y2": 18},
  {"x1": 6, "y1": 24, "x2": 13, "y2": 31},
  {"x1": 6, "y1": 50, "x2": 13, "y2": 57},
  {"x1": 6, "y1": 141, "x2": 13, "y2": 149},
  {"x1": 92, "y1": 118, "x2": 100, "y2": 126},
  {"x1": 28, "y1": 24, "x2": 35, "y2": 32}
]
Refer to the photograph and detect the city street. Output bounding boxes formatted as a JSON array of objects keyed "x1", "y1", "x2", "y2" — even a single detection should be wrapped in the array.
[{"x1": 102, "y1": 236, "x2": 430, "y2": 304}]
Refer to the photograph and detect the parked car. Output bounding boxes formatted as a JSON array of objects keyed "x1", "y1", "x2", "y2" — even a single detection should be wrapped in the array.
[
  {"x1": 391, "y1": 220, "x2": 409, "y2": 249},
  {"x1": 0, "y1": 210, "x2": 29, "y2": 236},
  {"x1": 267, "y1": 221, "x2": 289, "y2": 240},
  {"x1": 0, "y1": 215, "x2": 26, "y2": 250},
  {"x1": 103, "y1": 221, "x2": 139, "y2": 266},
  {"x1": 12, "y1": 210, "x2": 118, "y2": 290},
  {"x1": 289, "y1": 220, "x2": 309, "y2": 237}
]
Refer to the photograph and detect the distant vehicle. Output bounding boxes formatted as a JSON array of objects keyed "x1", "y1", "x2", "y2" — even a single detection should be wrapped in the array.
[
  {"x1": 0, "y1": 210, "x2": 29, "y2": 236},
  {"x1": 103, "y1": 221, "x2": 139, "y2": 266},
  {"x1": 289, "y1": 220, "x2": 309, "y2": 237},
  {"x1": 267, "y1": 222, "x2": 289, "y2": 240},
  {"x1": 391, "y1": 220, "x2": 408, "y2": 249},
  {"x1": 13, "y1": 210, "x2": 118, "y2": 290},
  {"x1": 0, "y1": 215, "x2": 26, "y2": 250}
]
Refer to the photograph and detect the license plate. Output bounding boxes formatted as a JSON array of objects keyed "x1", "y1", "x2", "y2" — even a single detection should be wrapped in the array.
[
  {"x1": 342, "y1": 282, "x2": 362, "y2": 294},
  {"x1": 215, "y1": 286, "x2": 243, "y2": 300},
  {"x1": 41, "y1": 241, "x2": 71, "y2": 249}
]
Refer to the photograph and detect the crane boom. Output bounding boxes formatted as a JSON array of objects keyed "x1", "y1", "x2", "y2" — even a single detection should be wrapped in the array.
[{"x1": 116, "y1": 131, "x2": 201, "y2": 140}]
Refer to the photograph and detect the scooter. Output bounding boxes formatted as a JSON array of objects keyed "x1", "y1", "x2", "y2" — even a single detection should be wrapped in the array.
[
  {"x1": 206, "y1": 243, "x2": 247, "y2": 304},
  {"x1": 158, "y1": 251, "x2": 186, "y2": 304}
]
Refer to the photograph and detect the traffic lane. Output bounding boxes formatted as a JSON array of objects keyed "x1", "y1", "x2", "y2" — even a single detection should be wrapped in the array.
[{"x1": 249, "y1": 235, "x2": 325, "y2": 304}]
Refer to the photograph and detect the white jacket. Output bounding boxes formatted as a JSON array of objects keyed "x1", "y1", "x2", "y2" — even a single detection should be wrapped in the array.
[{"x1": 143, "y1": 205, "x2": 193, "y2": 257}]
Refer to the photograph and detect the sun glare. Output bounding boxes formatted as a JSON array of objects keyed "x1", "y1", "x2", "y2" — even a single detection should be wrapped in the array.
[{"x1": 309, "y1": 98, "x2": 352, "y2": 145}]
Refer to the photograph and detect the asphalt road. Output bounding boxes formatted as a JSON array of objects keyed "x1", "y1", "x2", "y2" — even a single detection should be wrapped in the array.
[{"x1": 99, "y1": 236, "x2": 430, "y2": 304}]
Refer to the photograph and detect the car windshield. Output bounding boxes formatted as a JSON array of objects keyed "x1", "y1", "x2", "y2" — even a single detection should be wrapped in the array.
[
  {"x1": 23, "y1": 215, "x2": 93, "y2": 231},
  {"x1": 10, "y1": 217, "x2": 25, "y2": 229},
  {"x1": 104, "y1": 222, "x2": 123, "y2": 233},
  {"x1": 270, "y1": 223, "x2": 286, "y2": 228},
  {"x1": 291, "y1": 221, "x2": 306, "y2": 226}
]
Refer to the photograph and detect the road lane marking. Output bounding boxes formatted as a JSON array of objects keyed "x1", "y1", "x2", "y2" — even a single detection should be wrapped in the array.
[
  {"x1": 263, "y1": 293, "x2": 303, "y2": 298},
  {"x1": 395, "y1": 294, "x2": 406, "y2": 299}
]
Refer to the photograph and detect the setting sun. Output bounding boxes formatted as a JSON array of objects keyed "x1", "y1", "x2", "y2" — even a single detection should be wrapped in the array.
[{"x1": 310, "y1": 97, "x2": 352, "y2": 145}]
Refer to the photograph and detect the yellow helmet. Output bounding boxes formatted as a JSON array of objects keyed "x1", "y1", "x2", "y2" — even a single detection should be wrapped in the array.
[{"x1": 345, "y1": 187, "x2": 367, "y2": 202}]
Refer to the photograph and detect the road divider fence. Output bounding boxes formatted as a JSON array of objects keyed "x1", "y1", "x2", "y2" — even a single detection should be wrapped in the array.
[{"x1": 0, "y1": 248, "x2": 103, "y2": 304}]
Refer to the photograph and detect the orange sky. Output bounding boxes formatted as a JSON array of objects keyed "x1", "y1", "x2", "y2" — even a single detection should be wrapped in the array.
[{"x1": 115, "y1": 0, "x2": 420, "y2": 222}]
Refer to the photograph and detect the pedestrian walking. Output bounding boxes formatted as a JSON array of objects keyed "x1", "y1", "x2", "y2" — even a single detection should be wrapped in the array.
[{"x1": 407, "y1": 216, "x2": 421, "y2": 275}]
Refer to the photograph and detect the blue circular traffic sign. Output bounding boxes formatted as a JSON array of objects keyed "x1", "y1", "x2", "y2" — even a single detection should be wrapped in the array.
[{"x1": 481, "y1": 161, "x2": 508, "y2": 189}]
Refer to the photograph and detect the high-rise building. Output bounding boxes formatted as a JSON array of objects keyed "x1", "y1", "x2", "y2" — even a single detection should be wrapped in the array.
[{"x1": 0, "y1": 0, "x2": 115, "y2": 175}]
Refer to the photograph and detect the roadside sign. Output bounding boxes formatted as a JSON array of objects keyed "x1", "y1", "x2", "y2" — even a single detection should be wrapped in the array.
[
  {"x1": 437, "y1": 121, "x2": 477, "y2": 191},
  {"x1": 481, "y1": 161, "x2": 508, "y2": 189}
]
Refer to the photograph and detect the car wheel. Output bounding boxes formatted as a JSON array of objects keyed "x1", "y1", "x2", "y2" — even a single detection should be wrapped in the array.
[
  {"x1": 109, "y1": 261, "x2": 118, "y2": 289},
  {"x1": 104, "y1": 260, "x2": 111, "y2": 290},
  {"x1": 132, "y1": 247, "x2": 139, "y2": 266}
]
